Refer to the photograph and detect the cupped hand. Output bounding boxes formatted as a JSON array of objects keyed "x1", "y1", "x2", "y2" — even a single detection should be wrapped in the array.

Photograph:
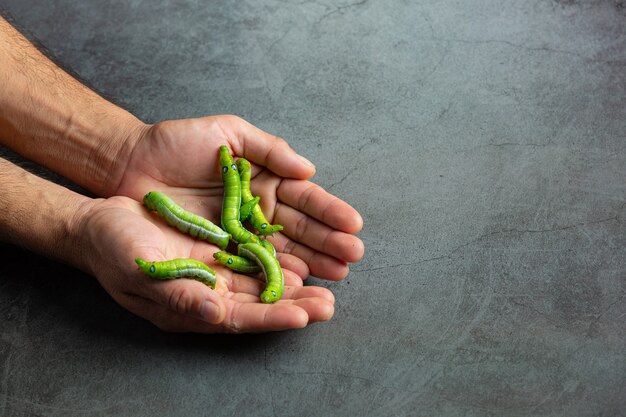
[
  {"x1": 115, "y1": 115, "x2": 364, "y2": 280},
  {"x1": 79, "y1": 196, "x2": 335, "y2": 333}
]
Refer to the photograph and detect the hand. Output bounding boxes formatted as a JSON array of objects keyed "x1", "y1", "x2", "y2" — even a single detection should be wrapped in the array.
[
  {"x1": 79, "y1": 196, "x2": 335, "y2": 333},
  {"x1": 115, "y1": 115, "x2": 364, "y2": 281}
]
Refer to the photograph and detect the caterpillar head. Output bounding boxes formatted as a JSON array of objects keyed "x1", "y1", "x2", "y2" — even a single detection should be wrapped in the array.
[
  {"x1": 219, "y1": 145, "x2": 234, "y2": 173},
  {"x1": 135, "y1": 258, "x2": 156, "y2": 276},
  {"x1": 260, "y1": 289, "x2": 279, "y2": 304}
]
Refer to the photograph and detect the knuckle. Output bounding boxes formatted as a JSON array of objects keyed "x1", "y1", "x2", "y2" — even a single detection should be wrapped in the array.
[
  {"x1": 225, "y1": 303, "x2": 243, "y2": 334},
  {"x1": 272, "y1": 135, "x2": 289, "y2": 148},
  {"x1": 223, "y1": 114, "x2": 244, "y2": 127},
  {"x1": 166, "y1": 285, "x2": 198, "y2": 316},
  {"x1": 297, "y1": 184, "x2": 316, "y2": 210},
  {"x1": 294, "y1": 215, "x2": 309, "y2": 240},
  {"x1": 283, "y1": 239, "x2": 297, "y2": 255}
]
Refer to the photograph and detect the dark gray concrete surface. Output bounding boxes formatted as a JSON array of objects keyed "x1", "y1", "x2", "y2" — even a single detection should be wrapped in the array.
[{"x1": 1, "y1": 1, "x2": 625, "y2": 416}]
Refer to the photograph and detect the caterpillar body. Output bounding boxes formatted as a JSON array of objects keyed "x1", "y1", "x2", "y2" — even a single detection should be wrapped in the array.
[
  {"x1": 219, "y1": 146, "x2": 260, "y2": 244},
  {"x1": 237, "y1": 242, "x2": 284, "y2": 304},
  {"x1": 258, "y1": 238, "x2": 276, "y2": 257},
  {"x1": 135, "y1": 258, "x2": 217, "y2": 288},
  {"x1": 239, "y1": 196, "x2": 259, "y2": 222},
  {"x1": 237, "y1": 158, "x2": 283, "y2": 236},
  {"x1": 213, "y1": 251, "x2": 261, "y2": 274},
  {"x1": 143, "y1": 191, "x2": 230, "y2": 250}
]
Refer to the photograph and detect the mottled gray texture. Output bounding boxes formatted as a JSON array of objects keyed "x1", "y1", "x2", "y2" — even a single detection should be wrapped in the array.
[{"x1": 1, "y1": 0, "x2": 625, "y2": 416}]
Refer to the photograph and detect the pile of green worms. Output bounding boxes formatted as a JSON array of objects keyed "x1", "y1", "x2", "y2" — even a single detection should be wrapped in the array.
[{"x1": 135, "y1": 145, "x2": 285, "y2": 304}]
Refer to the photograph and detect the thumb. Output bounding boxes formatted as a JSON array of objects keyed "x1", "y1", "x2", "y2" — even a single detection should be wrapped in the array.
[
  {"x1": 144, "y1": 279, "x2": 226, "y2": 324},
  {"x1": 220, "y1": 115, "x2": 316, "y2": 179}
]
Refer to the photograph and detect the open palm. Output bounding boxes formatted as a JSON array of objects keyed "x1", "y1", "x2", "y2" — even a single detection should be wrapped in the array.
[
  {"x1": 115, "y1": 115, "x2": 364, "y2": 281},
  {"x1": 81, "y1": 196, "x2": 336, "y2": 333}
]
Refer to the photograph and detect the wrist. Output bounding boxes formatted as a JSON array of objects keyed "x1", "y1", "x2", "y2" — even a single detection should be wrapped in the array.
[
  {"x1": 59, "y1": 197, "x2": 100, "y2": 275},
  {"x1": 78, "y1": 113, "x2": 150, "y2": 197},
  {"x1": 0, "y1": 17, "x2": 150, "y2": 197},
  {"x1": 0, "y1": 158, "x2": 98, "y2": 273}
]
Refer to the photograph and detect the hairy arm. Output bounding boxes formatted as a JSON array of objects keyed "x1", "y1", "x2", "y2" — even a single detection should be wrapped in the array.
[
  {"x1": 0, "y1": 16, "x2": 148, "y2": 196},
  {"x1": 0, "y1": 157, "x2": 93, "y2": 270}
]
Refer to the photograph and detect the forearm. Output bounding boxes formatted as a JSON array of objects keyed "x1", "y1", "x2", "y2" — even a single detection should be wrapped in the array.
[
  {"x1": 0, "y1": 157, "x2": 94, "y2": 272},
  {"x1": 0, "y1": 17, "x2": 147, "y2": 196}
]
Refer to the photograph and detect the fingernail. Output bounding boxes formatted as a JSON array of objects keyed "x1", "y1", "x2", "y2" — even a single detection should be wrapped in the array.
[
  {"x1": 200, "y1": 300, "x2": 221, "y2": 323},
  {"x1": 297, "y1": 154, "x2": 315, "y2": 168}
]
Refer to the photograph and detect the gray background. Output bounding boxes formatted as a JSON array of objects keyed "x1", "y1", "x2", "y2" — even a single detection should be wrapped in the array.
[{"x1": 1, "y1": 0, "x2": 625, "y2": 416}]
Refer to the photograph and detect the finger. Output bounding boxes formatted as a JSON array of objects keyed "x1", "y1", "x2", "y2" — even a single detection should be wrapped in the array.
[
  {"x1": 274, "y1": 202, "x2": 365, "y2": 263},
  {"x1": 221, "y1": 269, "x2": 303, "y2": 295},
  {"x1": 226, "y1": 284, "x2": 334, "y2": 305},
  {"x1": 122, "y1": 289, "x2": 332, "y2": 333},
  {"x1": 271, "y1": 233, "x2": 350, "y2": 281},
  {"x1": 282, "y1": 286, "x2": 335, "y2": 303},
  {"x1": 219, "y1": 115, "x2": 316, "y2": 179},
  {"x1": 221, "y1": 299, "x2": 309, "y2": 333},
  {"x1": 283, "y1": 297, "x2": 335, "y2": 324},
  {"x1": 120, "y1": 293, "x2": 220, "y2": 333},
  {"x1": 276, "y1": 252, "x2": 310, "y2": 279},
  {"x1": 135, "y1": 276, "x2": 225, "y2": 324},
  {"x1": 277, "y1": 179, "x2": 363, "y2": 234}
]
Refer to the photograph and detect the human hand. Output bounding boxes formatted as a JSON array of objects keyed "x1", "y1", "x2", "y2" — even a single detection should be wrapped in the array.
[
  {"x1": 78, "y1": 196, "x2": 335, "y2": 333},
  {"x1": 115, "y1": 115, "x2": 364, "y2": 281}
]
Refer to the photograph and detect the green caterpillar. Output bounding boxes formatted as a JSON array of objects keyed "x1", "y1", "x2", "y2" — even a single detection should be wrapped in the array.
[
  {"x1": 239, "y1": 196, "x2": 259, "y2": 222},
  {"x1": 258, "y1": 239, "x2": 276, "y2": 257},
  {"x1": 213, "y1": 251, "x2": 261, "y2": 274},
  {"x1": 238, "y1": 242, "x2": 284, "y2": 304},
  {"x1": 143, "y1": 191, "x2": 230, "y2": 250},
  {"x1": 135, "y1": 258, "x2": 217, "y2": 288},
  {"x1": 219, "y1": 146, "x2": 260, "y2": 244},
  {"x1": 237, "y1": 158, "x2": 283, "y2": 236}
]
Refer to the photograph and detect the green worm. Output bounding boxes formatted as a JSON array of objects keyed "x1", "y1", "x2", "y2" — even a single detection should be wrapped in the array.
[
  {"x1": 239, "y1": 196, "x2": 259, "y2": 222},
  {"x1": 219, "y1": 146, "x2": 259, "y2": 244},
  {"x1": 135, "y1": 258, "x2": 217, "y2": 288},
  {"x1": 238, "y1": 242, "x2": 284, "y2": 304},
  {"x1": 143, "y1": 191, "x2": 230, "y2": 250},
  {"x1": 213, "y1": 251, "x2": 261, "y2": 274},
  {"x1": 258, "y1": 238, "x2": 276, "y2": 257},
  {"x1": 236, "y1": 158, "x2": 284, "y2": 236}
]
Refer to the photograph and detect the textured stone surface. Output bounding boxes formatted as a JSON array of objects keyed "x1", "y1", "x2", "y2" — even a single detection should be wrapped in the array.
[{"x1": 1, "y1": 1, "x2": 625, "y2": 416}]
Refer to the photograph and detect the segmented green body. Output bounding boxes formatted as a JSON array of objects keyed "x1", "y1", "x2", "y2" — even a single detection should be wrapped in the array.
[
  {"x1": 219, "y1": 146, "x2": 259, "y2": 244},
  {"x1": 135, "y1": 258, "x2": 217, "y2": 288},
  {"x1": 238, "y1": 243, "x2": 284, "y2": 303},
  {"x1": 213, "y1": 251, "x2": 261, "y2": 274},
  {"x1": 239, "y1": 196, "x2": 259, "y2": 221},
  {"x1": 237, "y1": 158, "x2": 283, "y2": 236},
  {"x1": 259, "y1": 239, "x2": 276, "y2": 257},
  {"x1": 143, "y1": 191, "x2": 230, "y2": 250}
]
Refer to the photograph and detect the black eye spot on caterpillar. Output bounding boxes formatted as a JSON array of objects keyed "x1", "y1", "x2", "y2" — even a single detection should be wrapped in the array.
[{"x1": 213, "y1": 251, "x2": 261, "y2": 274}]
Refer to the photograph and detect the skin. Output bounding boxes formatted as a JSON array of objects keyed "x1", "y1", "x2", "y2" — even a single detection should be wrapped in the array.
[{"x1": 0, "y1": 16, "x2": 364, "y2": 333}]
